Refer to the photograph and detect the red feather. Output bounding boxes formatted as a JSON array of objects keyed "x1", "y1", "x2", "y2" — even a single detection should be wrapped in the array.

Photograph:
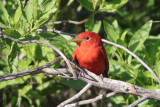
[{"x1": 72, "y1": 31, "x2": 109, "y2": 77}]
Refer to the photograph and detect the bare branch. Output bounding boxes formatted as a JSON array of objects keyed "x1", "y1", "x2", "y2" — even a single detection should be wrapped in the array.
[
  {"x1": 35, "y1": 29, "x2": 77, "y2": 37},
  {"x1": 148, "y1": 20, "x2": 160, "y2": 23},
  {"x1": 0, "y1": 29, "x2": 77, "y2": 78},
  {"x1": 102, "y1": 39, "x2": 160, "y2": 84},
  {"x1": 57, "y1": 83, "x2": 92, "y2": 107},
  {"x1": 65, "y1": 92, "x2": 117, "y2": 107},
  {"x1": 47, "y1": 18, "x2": 88, "y2": 25},
  {"x1": 0, "y1": 56, "x2": 63, "y2": 81},
  {"x1": 128, "y1": 96, "x2": 148, "y2": 107},
  {"x1": 36, "y1": 68, "x2": 160, "y2": 101},
  {"x1": 45, "y1": 12, "x2": 96, "y2": 26}
]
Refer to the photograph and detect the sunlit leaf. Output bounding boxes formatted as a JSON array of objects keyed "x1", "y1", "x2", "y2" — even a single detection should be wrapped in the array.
[
  {"x1": 85, "y1": 16, "x2": 94, "y2": 31},
  {"x1": 128, "y1": 20, "x2": 152, "y2": 53},
  {"x1": 19, "y1": 85, "x2": 32, "y2": 96},
  {"x1": 31, "y1": 0, "x2": 38, "y2": 21},
  {"x1": 103, "y1": 20, "x2": 119, "y2": 42},
  {"x1": 77, "y1": 0, "x2": 94, "y2": 11},
  {"x1": 14, "y1": 1, "x2": 22, "y2": 25},
  {"x1": 99, "y1": 0, "x2": 128, "y2": 12},
  {"x1": 0, "y1": 1, "x2": 9, "y2": 24}
]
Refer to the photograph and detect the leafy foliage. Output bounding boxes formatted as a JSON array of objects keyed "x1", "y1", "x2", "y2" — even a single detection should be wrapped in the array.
[{"x1": 0, "y1": 0, "x2": 160, "y2": 106}]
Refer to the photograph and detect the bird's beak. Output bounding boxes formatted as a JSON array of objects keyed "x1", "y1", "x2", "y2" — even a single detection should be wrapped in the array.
[{"x1": 71, "y1": 37, "x2": 83, "y2": 44}]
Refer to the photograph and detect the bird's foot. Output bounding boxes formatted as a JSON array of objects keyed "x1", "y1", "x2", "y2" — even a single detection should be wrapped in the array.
[
  {"x1": 76, "y1": 70, "x2": 85, "y2": 77},
  {"x1": 99, "y1": 74, "x2": 104, "y2": 81}
]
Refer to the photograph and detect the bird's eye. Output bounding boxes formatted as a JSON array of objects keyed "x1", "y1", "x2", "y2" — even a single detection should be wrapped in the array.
[{"x1": 85, "y1": 36, "x2": 90, "y2": 40}]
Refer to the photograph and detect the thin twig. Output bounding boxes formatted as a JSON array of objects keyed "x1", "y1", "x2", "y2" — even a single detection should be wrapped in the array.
[
  {"x1": 46, "y1": 12, "x2": 96, "y2": 26},
  {"x1": 0, "y1": 56, "x2": 63, "y2": 81},
  {"x1": 0, "y1": 30, "x2": 77, "y2": 78},
  {"x1": 148, "y1": 20, "x2": 160, "y2": 23},
  {"x1": 102, "y1": 39, "x2": 160, "y2": 84},
  {"x1": 57, "y1": 83, "x2": 92, "y2": 107},
  {"x1": 35, "y1": 29, "x2": 77, "y2": 37},
  {"x1": 128, "y1": 96, "x2": 148, "y2": 107},
  {"x1": 65, "y1": 92, "x2": 117, "y2": 107},
  {"x1": 47, "y1": 18, "x2": 88, "y2": 25}
]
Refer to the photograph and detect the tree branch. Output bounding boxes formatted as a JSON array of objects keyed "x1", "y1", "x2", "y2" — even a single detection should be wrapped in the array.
[
  {"x1": 46, "y1": 18, "x2": 88, "y2": 25},
  {"x1": 0, "y1": 56, "x2": 63, "y2": 81},
  {"x1": 128, "y1": 96, "x2": 148, "y2": 107},
  {"x1": 35, "y1": 29, "x2": 77, "y2": 37},
  {"x1": 65, "y1": 92, "x2": 117, "y2": 107},
  {"x1": 57, "y1": 83, "x2": 92, "y2": 107},
  {"x1": 1, "y1": 66, "x2": 160, "y2": 101}
]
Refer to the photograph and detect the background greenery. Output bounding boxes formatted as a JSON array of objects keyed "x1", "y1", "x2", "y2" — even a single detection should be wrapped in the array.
[{"x1": 0, "y1": 0, "x2": 160, "y2": 106}]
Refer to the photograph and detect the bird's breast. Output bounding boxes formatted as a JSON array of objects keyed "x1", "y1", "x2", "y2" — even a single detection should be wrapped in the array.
[{"x1": 76, "y1": 46, "x2": 105, "y2": 75}]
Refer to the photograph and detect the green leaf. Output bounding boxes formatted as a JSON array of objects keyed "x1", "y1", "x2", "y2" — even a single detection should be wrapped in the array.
[
  {"x1": 0, "y1": 76, "x2": 30, "y2": 89},
  {"x1": 3, "y1": 29, "x2": 21, "y2": 39},
  {"x1": 110, "y1": 94, "x2": 126, "y2": 104},
  {"x1": 155, "y1": 61, "x2": 160, "y2": 78},
  {"x1": 128, "y1": 55, "x2": 132, "y2": 65},
  {"x1": 149, "y1": 41, "x2": 159, "y2": 65},
  {"x1": 39, "y1": 0, "x2": 56, "y2": 13},
  {"x1": 37, "y1": 80, "x2": 55, "y2": 91},
  {"x1": 34, "y1": 8, "x2": 57, "y2": 30},
  {"x1": 35, "y1": 44, "x2": 43, "y2": 60},
  {"x1": 17, "y1": 58, "x2": 32, "y2": 71},
  {"x1": 121, "y1": 30, "x2": 127, "y2": 41},
  {"x1": 92, "y1": 0, "x2": 99, "y2": 9},
  {"x1": 103, "y1": 20, "x2": 119, "y2": 43},
  {"x1": 27, "y1": 90, "x2": 43, "y2": 100},
  {"x1": 11, "y1": 96, "x2": 17, "y2": 106},
  {"x1": 117, "y1": 39, "x2": 127, "y2": 54},
  {"x1": 112, "y1": 20, "x2": 119, "y2": 34},
  {"x1": 85, "y1": 16, "x2": 102, "y2": 33},
  {"x1": 31, "y1": 0, "x2": 38, "y2": 21},
  {"x1": 0, "y1": 1, "x2": 9, "y2": 24},
  {"x1": 8, "y1": 43, "x2": 19, "y2": 73},
  {"x1": 85, "y1": 16, "x2": 94, "y2": 31},
  {"x1": 35, "y1": 73, "x2": 44, "y2": 84},
  {"x1": 92, "y1": 21, "x2": 102, "y2": 33},
  {"x1": 24, "y1": 1, "x2": 33, "y2": 25},
  {"x1": 77, "y1": 0, "x2": 94, "y2": 11},
  {"x1": 14, "y1": 1, "x2": 22, "y2": 25},
  {"x1": 99, "y1": 0, "x2": 128, "y2": 12},
  {"x1": 23, "y1": 44, "x2": 36, "y2": 62},
  {"x1": 128, "y1": 20, "x2": 152, "y2": 53},
  {"x1": 19, "y1": 85, "x2": 32, "y2": 96},
  {"x1": 0, "y1": 22, "x2": 8, "y2": 28}
]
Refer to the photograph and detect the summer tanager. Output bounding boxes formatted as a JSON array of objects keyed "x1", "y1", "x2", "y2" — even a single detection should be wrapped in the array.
[{"x1": 71, "y1": 31, "x2": 109, "y2": 77}]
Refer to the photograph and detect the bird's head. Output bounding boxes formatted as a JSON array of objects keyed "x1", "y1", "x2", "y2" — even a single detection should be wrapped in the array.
[{"x1": 71, "y1": 31, "x2": 102, "y2": 47}]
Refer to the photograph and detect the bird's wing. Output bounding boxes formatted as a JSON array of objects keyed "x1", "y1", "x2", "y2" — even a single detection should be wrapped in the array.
[
  {"x1": 73, "y1": 47, "x2": 79, "y2": 64},
  {"x1": 99, "y1": 46, "x2": 109, "y2": 77}
]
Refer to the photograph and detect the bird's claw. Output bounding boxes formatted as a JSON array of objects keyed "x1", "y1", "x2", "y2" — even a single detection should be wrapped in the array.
[{"x1": 99, "y1": 74, "x2": 104, "y2": 81}]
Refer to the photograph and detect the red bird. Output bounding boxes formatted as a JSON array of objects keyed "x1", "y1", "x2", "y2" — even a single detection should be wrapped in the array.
[{"x1": 71, "y1": 31, "x2": 109, "y2": 77}]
